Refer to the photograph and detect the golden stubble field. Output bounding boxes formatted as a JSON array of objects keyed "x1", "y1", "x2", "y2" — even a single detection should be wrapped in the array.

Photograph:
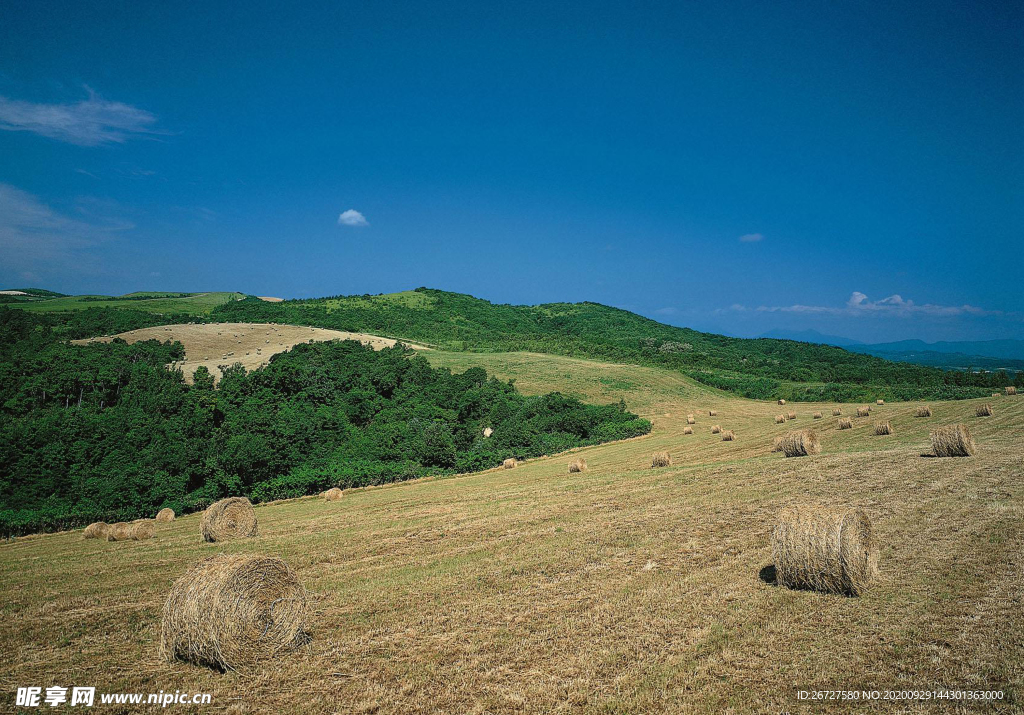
[
  {"x1": 72, "y1": 322, "x2": 430, "y2": 383},
  {"x1": 1, "y1": 350, "x2": 1022, "y2": 714}
]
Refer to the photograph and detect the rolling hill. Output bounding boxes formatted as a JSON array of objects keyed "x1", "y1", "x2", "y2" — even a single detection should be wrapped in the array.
[{"x1": 211, "y1": 288, "x2": 1011, "y2": 402}]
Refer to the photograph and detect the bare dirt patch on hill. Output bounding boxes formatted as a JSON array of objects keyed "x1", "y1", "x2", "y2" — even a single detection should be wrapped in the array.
[{"x1": 73, "y1": 322, "x2": 428, "y2": 382}]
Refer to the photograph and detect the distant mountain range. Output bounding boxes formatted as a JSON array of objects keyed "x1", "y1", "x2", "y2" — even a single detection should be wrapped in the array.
[{"x1": 759, "y1": 329, "x2": 1024, "y2": 372}]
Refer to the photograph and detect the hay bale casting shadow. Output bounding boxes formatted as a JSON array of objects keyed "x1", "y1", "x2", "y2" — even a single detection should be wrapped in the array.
[
  {"x1": 771, "y1": 506, "x2": 879, "y2": 596},
  {"x1": 156, "y1": 508, "x2": 175, "y2": 523},
  {"x1": 161, "y1": 554, "x2": 308, "y2": 672}
]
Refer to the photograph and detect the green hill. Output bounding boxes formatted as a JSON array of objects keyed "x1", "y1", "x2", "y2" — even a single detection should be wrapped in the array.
[
  {"x1": 7, "y1": 291, "x2": 245, "y2": 315},
  {"x1": 210, "y1": 288, "x2": 1013, "y2": 402}
]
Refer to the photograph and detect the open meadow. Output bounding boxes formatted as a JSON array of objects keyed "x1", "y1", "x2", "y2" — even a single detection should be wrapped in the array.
[
  {"x1": 72, "y1": 322, "x2": 430, "y2": 383},
  {"x1": 1, "y1": 349, "x2": 1021, "y2": 713}
]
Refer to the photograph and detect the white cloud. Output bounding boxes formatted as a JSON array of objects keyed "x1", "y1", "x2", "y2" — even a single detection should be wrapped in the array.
[
  {"x1": 652, "y1": 306, "x2": 678, "y2": 316},
  {"x1": 337, "y1": 209, "x2": 369, "y2": 227},
  {"x1": 0, "y1": 183, "x2": 132, "y2": 271},
  {"x1": 755, "y1": 292, "x2": 996, "y2": 318},
  {"x1": 739, "y1": 233, "x2": 763, "y2": 243},
  {"x1": 0, "y1": 88, "x2": 158, "y2": 146}
]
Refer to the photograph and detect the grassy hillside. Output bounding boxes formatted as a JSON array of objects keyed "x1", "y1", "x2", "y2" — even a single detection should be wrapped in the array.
[
  {"x1": 0, "y1": 309, "x2": 649, "y2": 535},
  {"x1": 7, "y1": 290, "x2": 245, "y2": 315},
  {"x1": 3, "y1": 350, "x2": 1021, "y2": 713},
  {"x1": 212, "y1": 288, "x2": 1015, "y2": 401}
]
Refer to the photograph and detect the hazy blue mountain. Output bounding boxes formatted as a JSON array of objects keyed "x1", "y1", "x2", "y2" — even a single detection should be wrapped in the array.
[{"x1": 757, "y1": 329, "x2": 864, "y2": 347}]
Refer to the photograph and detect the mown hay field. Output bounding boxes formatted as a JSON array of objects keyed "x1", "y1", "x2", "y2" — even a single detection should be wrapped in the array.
[
  {"x1": 1, "y1": 350, "x2": 1022, "y2": 713},
  {"x1": 72, "y1": 322, "x2": 430, "y2": 383}
]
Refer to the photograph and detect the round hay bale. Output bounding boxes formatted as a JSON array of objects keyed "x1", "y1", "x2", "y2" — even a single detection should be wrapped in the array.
[
  {"x1": 201, "y1": 498, "x2": 258, "y2": 542},
  {"x1": 651, "y1": 451, "x2": 671, "y2": 468},
  {"x1": 83, "y1": 522, "x2": 109, "y2": 539},
  {"x1": 787, "y1": 412, "x2": 796, "y2": 420},
  {"x1": 874, "y1": 421, "x2": 893, "y2": 436},
  {"x1": 876, "y1": 399, "x2": 885, "y2": 406},
  {"x1": 775, "y1": 414, "x2": 786, "y2": 424},
  {"x1": 1006, "y1": 386, "x2": 1017, "y2": 396},
  {"x1": 711, "y1": 424, "x2": 721, "y2": 434},
  {"x1": 482, "y1": 427, "x2": 493, "y2": 438},
  {"x1": 682, "y1": 425, "x2": 693, "y2": 435},
  {"x1": 856, "y1": 407, "x2": 870, "y2": 418},
  {"x1": 976, "y1": 404, "x2": 993, "y2": 417},
  {"x1": 160, "y1": 554, "x2": 308, "y2": 672},
  {"x1": 781, "y1": 430, "x2": 820, "y2": 457},
  {"x1": 131, "y1": 521, "x2": 155, "y2": 540},
  {"x1": 106, "y1": 522, "x2": 133, "y2": 541},
  {"x1": 813, "y1": 412, "x2": 823, "y2": 419},
  {"x1": 771, "y1": 506, "x2": 878, "y2": 595},
  {"x1": 502, "y1": 458, "x2": 517, "y2": 469},
  {"x1": 931, "y1": 424, "x2": 976, "y2": 457},
  {"x1": 915, "y1": 406, "x2": 932, "y2": 418},
  {"x1": 568, "y1": 458, "x2": 587, "y2": 473},
  {"x1": 832, "y1": 408, "x2": 842, "y2": 416},
  {"x1": 686, "y1": 416, "x2": 696, "y2": 425},
  {"x1": 156, "y1": 508, "x2": 175, "y2": 523},
  {"x1": 708, "y1": 410, "x2": 717, "y2": 417},
  {"x1": 778, "y1": 399, "x2": 786, "y2": 406},
  {"x1": 322, "y1": 487, "x2": 343, "y2": 501},
  {"x1": 837, "y1": 418, "x2": 853, "y2": 430},
  {"x1": 992, "y1": 393, "x2": 1001, "y2": 398},
  {"x1": 721, "y1": 430, "x2": 735, "y2": 441}
]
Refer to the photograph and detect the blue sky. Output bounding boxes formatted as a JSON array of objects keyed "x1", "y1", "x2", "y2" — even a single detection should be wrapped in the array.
[{"x1": 1, "y1": 0, "x2": 1021, "y2": 343}]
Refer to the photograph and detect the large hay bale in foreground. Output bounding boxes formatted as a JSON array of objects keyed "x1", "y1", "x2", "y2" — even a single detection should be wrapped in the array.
[
  {"x1": 832, "y1": 408, "x2": 842, "y2": 416},
  {"x1": 775, "y1": 414, "x2": 786, "y2": 424},
  {"x1": 781, "y1": 430, "x2": 820, "y2": 457},
  {"x1": 931, "y1": 424, "x2": 976, "y2": 457},
  {"x1": 711, "y1": 424, "x2": 721, "y2": 434},
  {"x1": 322, "y1": 487, "x2": 343, "y2": 501},
  {"x1": 915, "y1": 406, "x2": 932, "y2": 418},
  {"x1": 201, "y1": 498, "x2": 258, "y2": 543},
  {"x1": 771, "y1": 506, "x2": 879, "y2": 596},
  {"x1": 813, "y1": 412, "x2": 823, "y2": 419},
  {"x1": 856, "y1": 407, "x2": 870, "y2": 417},
  {"x1": 131, "y1": 521, "x2": 155, "y2": 540},
  {"x1": 651, "y1": 451, "x2": 671, "y2": 468},
  {"x1": 156, "y1": 508, "x2": 175, "y2": 523},
  {"x1": 976, "y1": 404, "x2": 993, "y2": 417},
  {"x1": 874, "y1": 421, "x2": 893, "y2": 436},
  {"x1": 502, "y1": 458, "x2": 517, "y2": 470},
  {"x1": 876, "y1": 399, "x2": 885, "y2": 406},
  {"x1": 837, "y1": 418, "x2": 853, "y2": 430},
  {"x1": 682, "y1": 425, "x2": 693, "y2": 435},
  {"x1": 161, "y1": 554, "x2": 308, "y2": 672},
  {"x1": 1006, "y1": 386, "x2": 1017, "y2": 396},
  {"x1": 83, "y1": 522, "x2": 109, "y2": 539},
  {"x1": 106, "y1": 522, "x2": 133, "y2": 541},
  {"x1": 778, "y1": 399, "x2": 786, "y2": 405},
  {"x1": 721, "y1": 430, "x2": 735, "y2": 441},
  {"x1": 568, "y1": 458, "x2": 587, "y2": 473}
]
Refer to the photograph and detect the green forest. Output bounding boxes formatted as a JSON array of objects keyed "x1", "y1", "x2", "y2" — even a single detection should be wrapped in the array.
[
  {"x1": 211, "y1": 288, "x2": 1018, "y2": 401},
  {"x1": 0, "y1": 307, "x2": 649, "y2": 536}
]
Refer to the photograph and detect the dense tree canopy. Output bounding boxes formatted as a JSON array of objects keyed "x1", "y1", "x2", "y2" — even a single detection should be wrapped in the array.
[{"x1": 0, "y1": 308, "x2": 649, "y2": 536}]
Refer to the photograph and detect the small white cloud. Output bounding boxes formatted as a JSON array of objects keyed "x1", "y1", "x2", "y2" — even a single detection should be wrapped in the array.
[
  {"x1": 653, "y1": 307, "x2": 678, "y2": 316},
  {"x1": 338, "y1": 209, "x2": 369, "y2": 227},
  {"x1": 754, "y1": 292, "x2": 1000, "y2": 318},
  {"x1": 739, "y1": 233, "x2": 763, "y2": 243},
  {"x1": 0, "y1": 88, "x2": 159, "y2": 146}
]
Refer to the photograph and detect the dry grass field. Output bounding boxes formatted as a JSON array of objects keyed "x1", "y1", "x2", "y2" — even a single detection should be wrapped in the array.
[
  {"x1": 2, "y1": 350, "x2": 1023, "y2": 713},
  {"x1": 73, "y1": 322, "x2": 429, "y2": 383}
]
